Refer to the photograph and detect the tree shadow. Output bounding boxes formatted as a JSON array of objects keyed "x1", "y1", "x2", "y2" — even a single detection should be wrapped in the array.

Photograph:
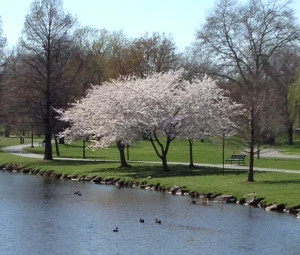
[
  {"x1": 258, "y1": 179, "x2": 300, "y2": 185},
  {"x1": 86, "y1": 164, "x2": 247, "y2": 179}
]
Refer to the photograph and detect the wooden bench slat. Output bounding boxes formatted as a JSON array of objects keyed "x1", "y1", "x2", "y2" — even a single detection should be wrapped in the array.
[{"x1": 225, "y1": 154, "x2": 246, "y2": 165}]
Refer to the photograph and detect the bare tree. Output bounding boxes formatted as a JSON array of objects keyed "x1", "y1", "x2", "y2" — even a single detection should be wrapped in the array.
[
  {"x1": 0, "y1": 16, "x2": 8, "y2": 129},
  {"x1": 18, "y1": 0, "x2": 82, "y2": 159},
  {"x1": 77, "y1": 31, "x2": 181, "y2": 83},
  {"x1": 132, "y1": 32, "x2": 180, "y2": 77},
  {"x1": 267, "y1": 47, "x2": 300, "y2": 145},
  {"x1": 74, "y1": 28, "x2": 130, "y2": 84},
  {"x1": 181, "y1": 44, "x2": 212, "y2": 80},
  {"x1": 0, "y1": 55, "x2": 29, "y2": 137},
  {"x1": 196, "y1": 0, "x2": 300, "y2": 181}
]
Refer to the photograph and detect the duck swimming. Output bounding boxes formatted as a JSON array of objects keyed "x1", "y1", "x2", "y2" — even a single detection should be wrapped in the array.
[
  {"x1": 155, "y1": 219, "x2": 161, "y2": 224},
  {"x1": 74, "y1": 191, "x2": 82, "y2": 196}
]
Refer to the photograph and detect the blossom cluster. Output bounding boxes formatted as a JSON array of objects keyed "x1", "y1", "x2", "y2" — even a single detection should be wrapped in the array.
[{"x1": 58, "y1": 70, "x2": 241, "y2": 148}]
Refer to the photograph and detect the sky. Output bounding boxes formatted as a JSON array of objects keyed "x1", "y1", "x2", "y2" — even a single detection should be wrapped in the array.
[{"x1": 1, "y1": 0, "x2": 300, "y2": 51}]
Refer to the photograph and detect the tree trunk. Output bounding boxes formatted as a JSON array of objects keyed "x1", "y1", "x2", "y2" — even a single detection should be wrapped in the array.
[
  {"x1": 149, "y1": 132, "x2": 173, "y2": 172},
  {"x1": 44, "y1": 97, "x2": 53, "y2": 160},
  {"x1": 248, "y1": 109, "x2": 255, "y2": 182},
  {"x1": 4, "y1": 129, "x2": 10, "y2": 137},
  {"x1": 117, "y1": 141, "x2": 129, "y2": 167},
  {"x1": 126, "y1": 144, "x2": 130, "y2": 160},
  {"x1": 248, "y1": 145, "x2": 255, "y2": 182},
  {"x1": 288, "y1": 123, "x2": 293, "y2": 145},
  {"x1": 44, "y1": 22, "x2": 53, "y2": 161},
  {"x1": 54, "y1": 135, "x2": 60, "y2": 157},
  {"x1": 161, "y1": 154, "x2": 169, "y2": 172},
  {"x1": 59, "y1": 137, "x2": 65, "y2": 144},
  {"x1": 44, "y1": 133, "x2": 53, "y2": 160},
  {"x1": 188, "y1": 139, "x2": 195, "y2": 168}
]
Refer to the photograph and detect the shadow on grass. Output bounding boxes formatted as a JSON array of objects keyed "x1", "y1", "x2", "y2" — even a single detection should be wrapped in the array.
[
  {"x1": 38, "y1": 160, "x2": 104, "y2": 166},
  {"x1": 86, "y1": 163, "x2": 247, "y2": 179},
  {"x1": 62, "y1": 143, "x2": 83, "y2": 149},
  {"x1": 258, "y1": 179, "x2": 300, "y2": 185},
  {"x1": 15, "y1": 158, "x2": 248, "y2": 179}
]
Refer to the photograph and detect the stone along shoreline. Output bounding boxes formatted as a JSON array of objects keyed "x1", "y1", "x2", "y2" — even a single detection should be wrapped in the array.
[{"x1": 1, "y1": 163, "x2": 300, "y2": 219}]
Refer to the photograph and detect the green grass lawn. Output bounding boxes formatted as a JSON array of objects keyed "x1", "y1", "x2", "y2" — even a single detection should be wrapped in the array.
[
  {"x1": 24, "y1": 137, "x2": 300, "y2": 170},
  {"x1": 25, "y1": 137, "x2": 238, "y2": 164},
  {"x1": 1, "y1": 136, "x2": 300, "y2": 209},
  {"x1": 3, "y1": 136, "x2": 300, "y2": 171},
  {"x1": 274, "y1": 140, "x2": 300, "y2": 155}
]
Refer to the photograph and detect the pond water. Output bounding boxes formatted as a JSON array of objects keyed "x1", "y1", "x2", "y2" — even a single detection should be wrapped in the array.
[{"x1": 0, "y1": 171, "x2": 299, "y2": 255}]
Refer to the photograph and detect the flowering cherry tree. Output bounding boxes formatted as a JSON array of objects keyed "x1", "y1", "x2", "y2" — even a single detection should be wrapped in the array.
[
  {"x1": 59, "y1": 79, "x2": 140, "y2": 167},
  {"x1": 180, "y1": 76, "x2": 240, "y2": 167},
  {"x1": 59, "y1": 70, "x2": 240, "y2": 171}
]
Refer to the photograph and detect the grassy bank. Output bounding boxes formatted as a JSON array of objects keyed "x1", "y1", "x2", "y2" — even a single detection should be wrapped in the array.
[{"x1": 1, "y1": 137, "x2": 300, "y2": 210}]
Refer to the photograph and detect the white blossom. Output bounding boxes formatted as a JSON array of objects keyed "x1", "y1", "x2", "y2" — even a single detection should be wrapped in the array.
[{"x1": 58, "y1": 70, "x2": 241, "y2": 169}]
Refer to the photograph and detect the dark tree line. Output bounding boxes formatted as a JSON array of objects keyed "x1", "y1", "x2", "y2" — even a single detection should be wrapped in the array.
[{"x1": 0, "y1": 17, "x2": 8, "y2": 133}]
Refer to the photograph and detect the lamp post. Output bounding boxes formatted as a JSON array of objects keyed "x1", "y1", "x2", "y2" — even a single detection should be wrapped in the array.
[
  {"x1": 222, "y1": 131, "x2": 225, "y2": 176},
  {"x1": 31, "y1": 118, "x2": 34, "y2": 148}
]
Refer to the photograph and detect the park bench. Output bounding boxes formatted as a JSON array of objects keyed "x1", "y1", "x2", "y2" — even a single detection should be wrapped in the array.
[{"x1": 225, "y1": 154, "x2": 246, "y2": 165}]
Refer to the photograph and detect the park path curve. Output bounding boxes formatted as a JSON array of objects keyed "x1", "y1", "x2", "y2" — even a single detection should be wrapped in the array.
[
  {"x1": 2, "y1": 144, "x2": 44, "y2": 159},
  {"x1": 2, "y1": 144, "x2": 300, "y2": 174},
  {"x1": 259, "y1": 148, "x2": 300, "y2": 159}
]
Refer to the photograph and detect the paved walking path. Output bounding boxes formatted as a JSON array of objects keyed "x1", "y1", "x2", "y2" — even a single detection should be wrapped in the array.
[
  {"x1": 2, "y1": 144, "x2": 300, "y2": 174},
  {"x1": 259, "y1": 148, "x2": 300, "y2": 159},
  {"x1": 2, "y1": 144, "x2": 119, "y2": 162},
  {"x1": 2, "y1": 144, "x2": 44, "y2": 159}
]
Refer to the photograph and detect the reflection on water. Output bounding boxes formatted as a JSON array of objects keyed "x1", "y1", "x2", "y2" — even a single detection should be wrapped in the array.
[{"x1": 0, "y1": 171, "x2": 299, "y2": 255}]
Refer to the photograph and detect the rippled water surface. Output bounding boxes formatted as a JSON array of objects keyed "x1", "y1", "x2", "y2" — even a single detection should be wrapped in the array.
[{"x1": 0, "y1": 171, "x2": 299, "y2": 255}]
